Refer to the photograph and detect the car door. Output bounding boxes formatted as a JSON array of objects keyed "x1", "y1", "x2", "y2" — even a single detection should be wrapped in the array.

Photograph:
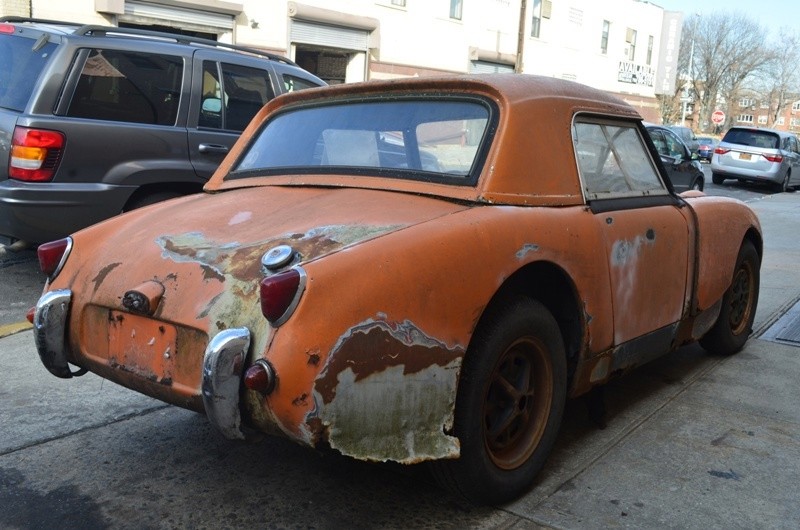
[
  {"x1": 574, "y1": 118, "x2": 690, "y2": 350},
  {"x1": 187, "y1": 50, "x2": 278, "y2": 180}
]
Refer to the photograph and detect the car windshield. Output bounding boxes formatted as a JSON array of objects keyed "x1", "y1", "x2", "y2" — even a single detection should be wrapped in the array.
[
  {"x1": 0, "y1": 32, "x2": 57, "y2": 112},
  {"x1": 723, "y1": 129, "x2": 779, "y2": 150},
  {"x1": 229, "y1": 98, "x2": 492, "y2": 185}
]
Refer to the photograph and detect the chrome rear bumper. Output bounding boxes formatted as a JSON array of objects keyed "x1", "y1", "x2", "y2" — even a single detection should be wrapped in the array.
[{"x1": 202, "y1": 327, "x2": 251, "y2": 440}]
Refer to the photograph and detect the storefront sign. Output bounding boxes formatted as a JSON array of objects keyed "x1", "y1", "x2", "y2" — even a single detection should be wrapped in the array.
[{"x1": 618, "y1": 61, "x2": 655, "y2": 87}]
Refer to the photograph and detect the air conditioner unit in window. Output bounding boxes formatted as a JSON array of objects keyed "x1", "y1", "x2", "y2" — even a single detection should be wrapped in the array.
[{"x1": 542, "y1": 0, "x2": 552, "y2": 18}]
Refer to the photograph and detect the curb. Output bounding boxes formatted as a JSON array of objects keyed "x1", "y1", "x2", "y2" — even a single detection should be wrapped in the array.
[{"x1": 0, "y1": 321, "x2": 33, "y2": 338}]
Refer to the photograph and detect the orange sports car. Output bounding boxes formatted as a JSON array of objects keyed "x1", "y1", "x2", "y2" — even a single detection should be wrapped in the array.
[{"x1": 31, "y1": 74, "x2": 761, "y2": 504}]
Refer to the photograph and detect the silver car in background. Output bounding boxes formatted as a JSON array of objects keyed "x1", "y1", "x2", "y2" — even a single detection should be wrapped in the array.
[{"x1": 711, "y1": 126, "x2": 800, "y2": 192}]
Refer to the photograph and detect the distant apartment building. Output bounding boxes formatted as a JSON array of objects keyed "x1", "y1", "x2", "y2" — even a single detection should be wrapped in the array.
[
  {"x1": 733, "y1": 93, "x2": 800, "y2": 134},
  {"x1": 2, "y1": 0, "x2": 683, "y2": 122}
]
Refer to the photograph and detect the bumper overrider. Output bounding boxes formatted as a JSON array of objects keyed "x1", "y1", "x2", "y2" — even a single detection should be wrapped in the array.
[
  {"x1": 33, "y1": 289, "x2": 252, "y2": 440},
  {"x1": 33, "y1": 289, "x2": 82, "y2": 378}
]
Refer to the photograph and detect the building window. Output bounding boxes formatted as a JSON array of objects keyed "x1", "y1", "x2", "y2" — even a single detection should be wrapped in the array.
[
  {"x1": 758, "y1": 115, "x2": 768, "y2": 125},
  {"x1": 646, "y1": 35, "x2": 654, "y2": 65},
  {"x1": 792, "y1": 101, "x2": 800, "y2": 112},
  {"x1": 739, "y1": 97, "x2": 754, "y2": 108},
  {"x1": 777, "y1": 116, "x2": 785, "y2": 125},
  {"x1": 531, "y1": 0, "x2": 542, "y2": 38},
  {"x1": 738, "y1": 114, "x2": 754, "y2": 123},
  {"x1": 791, "y1": 117, "x2": 800, "y2": 127},
  {"x1": 600, "y1": 20, "x2": 610, "y2": 54},
  {"x1": 626, "y1": 28, "x2": 637, "y2": 61},
  {"x1": 450, "y1": 0, "x2": 463, "y2": 20}
]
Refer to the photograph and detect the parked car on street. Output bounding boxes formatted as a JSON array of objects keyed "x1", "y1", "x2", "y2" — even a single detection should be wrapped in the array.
[
  {"x1": 645, "y1": 124, "x2": 705, "y2": 191},
  {"x1": 710, "y1": 126, "x2": 800, "y2": 192},
  {"x1": 30, "y1": 74, "x2": 762, "y2": 505},
  {"x1": 697, "y1": 136, "x2": 717, "y2": 162},
  {"x1": 0, "y1": 17, "x2": 324, "y2": 247},
  {"x1": 668, "y1": 125, "x2": 700, "y2": 155}
]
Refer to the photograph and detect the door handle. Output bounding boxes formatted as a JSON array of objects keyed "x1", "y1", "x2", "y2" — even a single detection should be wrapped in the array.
[{"x1": 198, "y1": 143, "x2": 229, "y2": 155}]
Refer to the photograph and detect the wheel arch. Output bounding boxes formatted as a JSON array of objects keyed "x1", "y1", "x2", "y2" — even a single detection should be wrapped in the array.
[
  {"x1": 744, "y1": 226, "x2": 763, "y2": 262},
  {"x1": 122, "y1": 182, "x2": 204, "y2": 211},
  {"x1": 473, "y1": 260, "x2": 584, "y2": 385}
]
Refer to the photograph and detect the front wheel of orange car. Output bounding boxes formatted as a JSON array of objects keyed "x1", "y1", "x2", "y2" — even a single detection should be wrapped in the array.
[
  {"x1": 432, "y1": 297, "x2": 566, "y2": 505},
  {"x1": 700, "y1": 240, "x2": 760, "y2": 356}
]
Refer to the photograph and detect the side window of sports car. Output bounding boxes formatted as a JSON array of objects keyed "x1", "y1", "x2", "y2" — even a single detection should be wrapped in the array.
[{"x1": 573, "y1": 119, "x2": 665, "y2": 200}]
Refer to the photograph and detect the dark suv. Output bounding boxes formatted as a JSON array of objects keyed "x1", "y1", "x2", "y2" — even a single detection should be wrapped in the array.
[{"x1": 0, "y1": 17, "x2": 324, "y2": 246}]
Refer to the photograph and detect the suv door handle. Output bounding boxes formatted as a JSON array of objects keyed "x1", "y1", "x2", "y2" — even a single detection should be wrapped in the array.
[{"x1": 198, "y1": 143, "x2": 229, "y2": 155}]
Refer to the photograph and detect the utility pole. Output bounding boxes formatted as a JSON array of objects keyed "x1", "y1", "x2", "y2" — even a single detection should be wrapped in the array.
[{"x1": 515, "y1": 0, "x2": 527, "y2": 73}]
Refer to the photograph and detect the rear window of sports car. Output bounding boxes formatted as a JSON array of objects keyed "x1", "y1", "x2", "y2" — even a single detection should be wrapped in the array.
[{"x1": 227, "y1": 97, "x2": 495, "y2": 185}]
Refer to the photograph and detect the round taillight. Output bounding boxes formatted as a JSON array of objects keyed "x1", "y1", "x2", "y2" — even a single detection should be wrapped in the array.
[
  {"x1": 37, "y1": 237, "x2": 73, "y2": 281},
  {"x1": 244, "y1": 360, "x2": 276, "y2": 394},
  {"x1": 259, "y1": 267, "x2": 306, "y2": 325}
]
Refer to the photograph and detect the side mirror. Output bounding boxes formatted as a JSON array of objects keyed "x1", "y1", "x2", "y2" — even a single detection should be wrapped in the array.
[{"x1": 202, "y1": 97, "x2": 222, "y2": 113}]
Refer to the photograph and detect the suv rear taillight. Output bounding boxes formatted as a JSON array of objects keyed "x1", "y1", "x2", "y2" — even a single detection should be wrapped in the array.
[
  {"x1": 763, "y1": 154, "x2": 783, "y2": 163},
  {"x1": 10, "y1": 126, "x2": 65, "y2": 182},
  {"x1": 0, "y1": 24, "x2": 15, "y2": 34},
  {"x1": 714, "y1": 147, "x2": 730, "y2": 155}
]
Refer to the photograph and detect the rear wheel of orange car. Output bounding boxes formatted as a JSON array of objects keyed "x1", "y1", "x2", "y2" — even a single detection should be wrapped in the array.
[
  {"x1": 700, "y1": 240, "x2": 760, "y2": 356},
  {"x1": 432, "y1": 297, "x2": 566, "y2": 505}
]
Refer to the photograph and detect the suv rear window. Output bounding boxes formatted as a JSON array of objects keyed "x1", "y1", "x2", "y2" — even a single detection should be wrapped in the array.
[
  {"x1": 66, "y1": 49, "x2": 183, "y2": 125},
  {"x1": 0, "y1": 33, "x2": 57, "y2": 112},
  {"x1": 722, "y1": 129, "x2": 779, "y2": 149}
]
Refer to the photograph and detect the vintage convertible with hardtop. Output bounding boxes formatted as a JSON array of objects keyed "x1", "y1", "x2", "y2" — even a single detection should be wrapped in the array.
[{"x1": 31, "y1": 74, "x2": 761, "y2": 504}]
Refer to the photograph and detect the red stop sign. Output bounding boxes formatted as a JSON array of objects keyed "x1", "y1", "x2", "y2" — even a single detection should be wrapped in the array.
[{"x1": 711, "y1": 110, "x2": 725, "y2": 125}]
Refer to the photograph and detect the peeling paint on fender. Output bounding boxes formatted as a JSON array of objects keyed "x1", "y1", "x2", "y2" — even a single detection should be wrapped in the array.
[
  {"x1": 313, "y1": 318, "x2": 464, "y2": 463},
  {"x1": 516, "y1": 243, "x2": 540, "y2": 259}
]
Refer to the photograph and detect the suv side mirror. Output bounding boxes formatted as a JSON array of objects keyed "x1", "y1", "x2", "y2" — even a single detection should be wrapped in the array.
[{"x1": 202, "y1": 97, "x2": 222, "y2": 113}]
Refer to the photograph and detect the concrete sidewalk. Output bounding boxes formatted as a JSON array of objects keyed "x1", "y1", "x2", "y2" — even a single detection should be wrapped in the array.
[{"x1": 0, "y1": 192, "x2": 798, "y2": 529}]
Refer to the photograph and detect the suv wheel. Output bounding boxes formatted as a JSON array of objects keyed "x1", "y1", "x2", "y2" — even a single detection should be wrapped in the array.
[{"x1": 711, "y1": 173, "x2": 725, "y2": 185}]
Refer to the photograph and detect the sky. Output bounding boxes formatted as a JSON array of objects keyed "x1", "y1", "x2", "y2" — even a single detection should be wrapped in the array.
[{"x1": 654, "y1": 0, "x2": 800, "y2": 35}]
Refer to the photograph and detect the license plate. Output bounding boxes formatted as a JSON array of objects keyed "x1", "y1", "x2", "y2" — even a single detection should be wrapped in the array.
[
  {"x1": 108, "y1": 310, "x2": 177, "y2": 381},
  {"x1": 738, "y1": 152, "x2": 752, "y2": 161}
]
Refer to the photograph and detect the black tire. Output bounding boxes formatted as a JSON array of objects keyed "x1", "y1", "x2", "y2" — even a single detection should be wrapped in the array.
[
  {"x1": 691, "y1": 177, "x2": 704, "y2": 191},
  {"x1": 700, "y1": 240, "x2": 760, "y2": 356},
  {"x1": 711, "y1": 173, "x2": 725, "y2": 185},
  {"x1": 431, "y1": 297, "x2": 566, "y2": 505},
  {"x1": 779, "y1": 172, "x2": 793, "y2": 193}
]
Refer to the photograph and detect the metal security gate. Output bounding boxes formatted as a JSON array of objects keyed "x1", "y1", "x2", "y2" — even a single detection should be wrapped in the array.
[
  {"x1": 290, "y1": 20, "x2": 369, "y2": 52},
  {"x1": 121, "y1": 1, "x2": 236, "y2": 33},
  {"x1": 470, "y1": 60, "x2": 515, "y2": 74}
]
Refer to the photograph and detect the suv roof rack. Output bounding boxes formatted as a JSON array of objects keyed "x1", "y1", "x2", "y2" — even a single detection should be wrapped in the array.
[
  {"x1": 74, "y1": 24, "x2": 298, "y2": 66},
  {"x1": 0, "y1": 17, "x2": 298, "y2": 67}
]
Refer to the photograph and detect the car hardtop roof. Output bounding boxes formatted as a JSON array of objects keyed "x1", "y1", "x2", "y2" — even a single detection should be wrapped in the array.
[
  {"x1": 207, "y1": 73, "x2": 644, "y2": 207},
  {"x1": 268, "y1": 73, "x2": 641, "y2": 117},
  {"x1": 0, "y1": 16, "x2": 298, "y2": 66}
]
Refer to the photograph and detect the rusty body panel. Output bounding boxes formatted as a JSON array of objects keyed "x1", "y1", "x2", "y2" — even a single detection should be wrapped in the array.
[{"x1": 33, "y1": 75, "x2": 762, "y2": 500}]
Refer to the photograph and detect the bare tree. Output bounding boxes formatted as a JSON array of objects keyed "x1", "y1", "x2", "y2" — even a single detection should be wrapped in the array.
[
  {"x1": 682, "y1": 12, "x2": 770, "y2": 132},
  {"x1": 753, "y1": 28, "x2": 800, "y2": 126}
]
